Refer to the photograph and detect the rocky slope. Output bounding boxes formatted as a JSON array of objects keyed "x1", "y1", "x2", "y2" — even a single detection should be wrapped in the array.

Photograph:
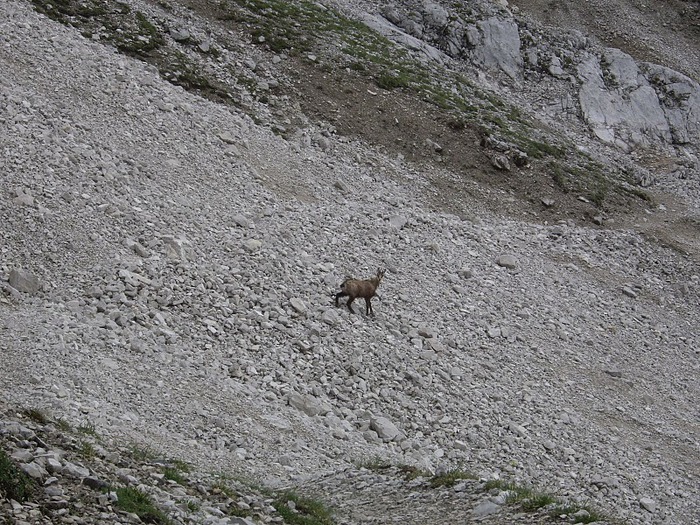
[{"x1": 1, "y1": 0, "x2": 699, "y2": 524}]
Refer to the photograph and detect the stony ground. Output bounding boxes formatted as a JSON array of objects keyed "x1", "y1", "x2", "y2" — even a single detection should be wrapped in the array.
[{"x1": 1, "y1": 0, "x2": 699, "y2": 524}]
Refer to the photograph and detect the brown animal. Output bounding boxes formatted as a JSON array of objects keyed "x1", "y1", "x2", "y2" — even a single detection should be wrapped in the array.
[{"x1": 334, "y1": 268, "x2": 386, "y2": 315}]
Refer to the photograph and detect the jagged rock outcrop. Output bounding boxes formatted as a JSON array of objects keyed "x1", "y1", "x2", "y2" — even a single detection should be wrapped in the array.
[
  {"x1": 577, "y1": 49, "x2": 671, "y2": 150},
  {"x1": 376, "y1": 0, "x2": 700, "y2": 156},
  {"x1": 577, "y1": 48, "x2": 700, "y2": 151},
  {"x1": 381, "y1": 2, "x2": 523, "y2": 79}
]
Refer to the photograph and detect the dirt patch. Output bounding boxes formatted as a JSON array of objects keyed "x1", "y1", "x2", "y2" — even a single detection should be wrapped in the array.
[{"x1": 285, "y1": 60, "x2": 653, "y2": 225}]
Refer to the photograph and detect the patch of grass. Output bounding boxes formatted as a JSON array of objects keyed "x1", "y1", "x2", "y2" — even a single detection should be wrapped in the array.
[
  {"x1": 621, "y1": 184, "x2": 652, "y2": 202},
  {"x1": 355, "y1": 456, "x2": 392, "y2": 471},
  {"x1": 226, "y1": 0, "x2": 371, "y2": 56},
  {"x1": 161, "y1": 51, "x2": 232, "y2": 103},
  {"x1": 163, "y1": 467, "x2": 187, "y2": 484},
  {"x1": 273, "y1": 491, "x2": 334, "y2": 525},
  {"x1": 170, "y1": 459, "x2": 191, "y2": 473},
  {"x1": 79, "y1": 441, "x2": 96, "y2": 460},
  {"x1": 521, "y1": 491, "x2": 557, "y2": 510},
  {"x1": 481, "y1": 478, "x2": 616, "y2": 522},
  {"x1": 128, "y1": 444, "x2": 158, "y2": 463},
  {"x1": 178, "y1": 499, "x2": 200, "y2": 512},
  {"x1": 551, "y1": 164, "x2": 570, "y2": 192},
  {"x1": 29, "y1": 1, "x2": 164, "y2": 56},
  {"x1": 115, "y1": 486, "x2": 171, "y2": 524},
  {"x1": 588, "y1": 182, "x2": 609, "y2": 207},
  {"x1": 77, "y1": 422, "x2": 98, "y2": 436},
  {"x1": 0, "y1": 450, "x2": 36, "y2": 502},
  {"x1": 522, "y1": 139, "x2": 566, "y2": 159},
  {"x1": 376, "y1": 70, "x2": 411, "y2": 90},
  {"x1": 55, "y1": 418, "x2": 72, "y2": 432},
  {"x1": 228, "y1": 504, "x2": 253, "y2": 518},
  {"x1": 429, "y1": 469, "x2": 477, "y2": 488},
  {"x1": 550, "y1": 503, "x2": 609, "y2": 523},
  {"x1": 23, "y1": 408, "x2": 49, "y2": 424},
  {"x1": 212, "y1": 480, "x2": 238, "y2": 499}
]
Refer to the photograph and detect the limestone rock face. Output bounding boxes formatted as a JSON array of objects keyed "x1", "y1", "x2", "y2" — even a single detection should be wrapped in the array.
[
  {"x1": 376, "y1": 1, "x2": 700, "y2": 153},
  {"x1": 466, "y1": 18, "x2": 523, "y2": 80}
]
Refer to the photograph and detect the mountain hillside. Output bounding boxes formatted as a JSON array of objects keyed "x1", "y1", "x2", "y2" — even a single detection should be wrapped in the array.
[{"x1": 1, "y1": 0, "x2": 698, "y2": 524}]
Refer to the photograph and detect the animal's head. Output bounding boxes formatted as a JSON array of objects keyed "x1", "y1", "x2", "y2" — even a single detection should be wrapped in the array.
[{"x1": 375, "y1": 268, "x2": 386, "y2": 284}]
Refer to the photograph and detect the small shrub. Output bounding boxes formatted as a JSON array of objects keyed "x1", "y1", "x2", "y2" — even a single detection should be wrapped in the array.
[{"x1": 0, "y1": 450, "x2": 36, "y2": 502}]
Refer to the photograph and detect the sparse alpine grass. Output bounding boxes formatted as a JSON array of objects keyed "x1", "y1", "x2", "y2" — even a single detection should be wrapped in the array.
[
  {"x1": 429, "y1": 468, "x2": 478, "y2": 487},
  {"x1": 0, "y1": 449, "x2": 36, "y2": 502},
  {"x1": 115, "y1": 486, "x2": 171, "y2": 524},
  {"x1": 481, "y1": 478, "x2": 616, "y2": 523},
  {"x1": 78, "y1": 441, "x2": 97, "y2": 460},
  {"x1": 55, "y1": 417, "x2": 72, "y2": 432},
  {"x1": 77, "y1": 421, "x2": 98, "y2": 436},
  {"x1": 163, "y1": 467, "x2": 187, "y2": 484},
  {"x1": 23, "y1": 408, "x2": 49, "y2": 424},
  {"x1": 272, "y1": 491, "x2": 334, "y2": 525}
]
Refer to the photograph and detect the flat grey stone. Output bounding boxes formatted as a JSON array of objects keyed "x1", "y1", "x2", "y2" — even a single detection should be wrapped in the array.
[
  {"x1": 370, "y1": 416, "x2": 400, "y2": 441},
  {"x1": 9, "y1": 268, "x2": 41, "y2": 294},
  {"x1": 496, "y1": 254, "x2": 517, "y2": 269},
  {"x1": 472, "y1": 500, "x2": 501, "y2": 516}
]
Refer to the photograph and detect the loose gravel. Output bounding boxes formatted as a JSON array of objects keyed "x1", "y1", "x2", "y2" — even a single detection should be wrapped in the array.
[{"x1": 1, "y1": 1, "x2": 699, "y2": 524}]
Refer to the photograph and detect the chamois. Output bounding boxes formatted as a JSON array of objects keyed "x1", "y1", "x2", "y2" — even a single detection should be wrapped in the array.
[{"x1": 334, "y1": 268, "x2": 386, "y2": 316}]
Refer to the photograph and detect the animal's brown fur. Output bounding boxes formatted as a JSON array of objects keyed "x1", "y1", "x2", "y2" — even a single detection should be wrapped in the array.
[{"x1": 334, "y1": 268, "x2": 386, "y2": 315}]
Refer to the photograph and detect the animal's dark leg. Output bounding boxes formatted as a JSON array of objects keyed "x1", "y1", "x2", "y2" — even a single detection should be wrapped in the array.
[
  {"x1": 365, "y1": 297, "x2": 372, "y2": 316},
  {"x1": 335, "y1": 291, "x2": 347, "y2": 306},
  {"x1": 347, "y1": 297, "x2": 356, "y2": 313}
]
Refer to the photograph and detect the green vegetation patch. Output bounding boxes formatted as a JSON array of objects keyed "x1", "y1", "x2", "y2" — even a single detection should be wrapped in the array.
[
  {"x1": 77, "y1": 421, "x2": 98, "y2": 437},
  {"x1": 163, "y1": 467, "x2": 187, "y2": 484},
  {"x1": 55, "y1": 418, "x2": 72, "y2": 432},
  {"x1": 481, "y1": 478, "x2": 615, "y2": 523},
  {"x1": 273, "y1": 491, "x2": 334, "y2": 525},
  {"x1": 78, "y1": 441, "x2": 97, "y2": 460},
  {"x1": 0, "y1": 449, "x2": 36, "y2": 502},
  {"x1": 115, "y1": 486, "x2": 171, "y2": 524},
  {"x1": 429, "y1": 468, "x2": 477, "y2": 487},
  {"x1": 30, "y1": 0, "x2": 164, "y2": 56}
]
